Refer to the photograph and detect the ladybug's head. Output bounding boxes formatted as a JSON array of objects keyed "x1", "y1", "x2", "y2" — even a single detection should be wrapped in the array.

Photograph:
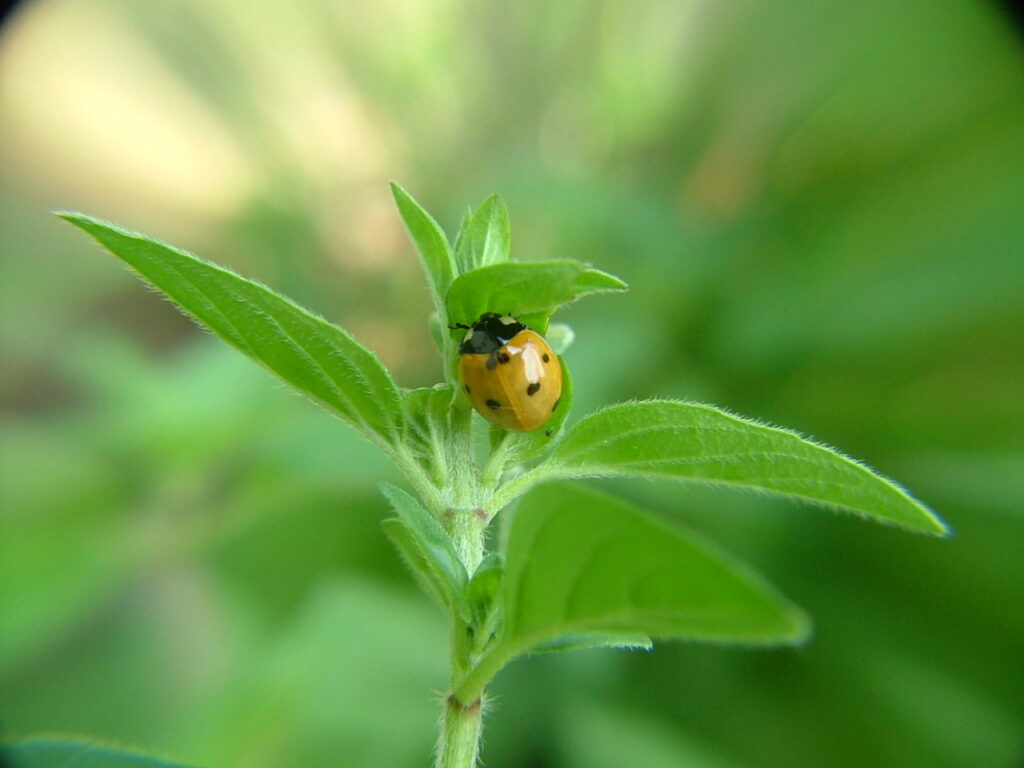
[{"x1": 458, "y1": 313, "x2": 526, "y2": 354}]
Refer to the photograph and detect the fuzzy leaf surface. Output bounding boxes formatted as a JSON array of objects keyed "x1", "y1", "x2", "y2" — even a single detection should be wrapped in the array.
[
  {"x1": 456, "y1": 484, "x2": 807, "y2": 699},
  {"x1": 465, "y1": 552, "x2": 504, "y2": 626},
  {"x1": 446, "y1": 261, "x2": 626, "y2": 330},
  {"x1": 381, "y1": 483, "x2": 468, "y2": 616},
  {"x1": 382, "y1": 520, "x2": 452, "y2": 614},
  {"x1": 60, "y1": 213, "x2": 404, "y2": 449},
  {"x1": 542, "y1": 401, "x2": 948, "y2": 535},
  {"x1": 403, "y1": 385, "x2": 457, "y2": 479},
  {"x1": 454, "y1": 195, "x2": 510, "y2": 273},
  {"x1": 391, "y1": 183, "x2": 456, "y2": 321},
  {"x1": 501, "y1": 484, "x2": 808, "y2": 645}
]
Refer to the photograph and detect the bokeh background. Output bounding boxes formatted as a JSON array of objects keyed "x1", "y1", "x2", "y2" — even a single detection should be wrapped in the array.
[{"x1": 2, "y1": 0, "x2": 1023, "y2": 766}]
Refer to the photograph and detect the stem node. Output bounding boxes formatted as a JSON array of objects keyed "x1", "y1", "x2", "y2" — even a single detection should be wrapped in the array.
[{"x1": 436, "y1": 692, "x2": 484, "y2": 768}]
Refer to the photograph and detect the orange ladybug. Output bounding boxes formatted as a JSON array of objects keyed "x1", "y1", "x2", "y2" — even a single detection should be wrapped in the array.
[{"x1": 458, "y1": 313, "x2": 562, "y2": 432}]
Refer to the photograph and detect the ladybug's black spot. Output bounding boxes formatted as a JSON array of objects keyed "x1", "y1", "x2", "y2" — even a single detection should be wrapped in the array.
[
  {"x1": 464, "y1": 385, "x2": 471, "y2": 393},
  {"x1": 485, "y1": 399, "x2": 501, "y2": 410},
  {"x1": 497, "y1": 352, "x2": 511, "y2": 364},
  {"x1": 526, "y1": 381, "x2": 541, "y2": 396},
  {"x1": 485, "y1": 354, "x2": 498, "y2": 371},
  {"x1": 542, "y1": 353, "x2": 550, "y2": 363},
  {"x1": 552, "y1": 397, "x2": 561, "y2": 413}
]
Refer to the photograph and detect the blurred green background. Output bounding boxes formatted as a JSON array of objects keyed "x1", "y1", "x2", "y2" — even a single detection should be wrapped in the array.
[{"x1": 2, "y1": 0, "x2": 1022, "y2": 766}]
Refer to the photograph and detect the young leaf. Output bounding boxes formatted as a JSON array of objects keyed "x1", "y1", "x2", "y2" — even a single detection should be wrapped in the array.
[
  {"x1": 542, "y1": 401, "x2": 948, "y2": 535},
  {"x1": 391, "y1": 182, "x2": 457, "y2": 323},
  {"x1": 403, "y1": 385, "x2": 457, "y2": 478},
  {"x1": 465, "y1": 552, "x2": 504, "y2": 626},
  {"x1": 1, "y1": 738, "x2": 198, "y2": 767},
  {"x1": 454, "y1": 195, "x2": 511, "y2": 273},
  {"x1": 445, "y1": 261, "x2": 626, "y2": 331},
  {"x1": 455, "y1": 484, "x2": 807, "y2": 700},
  {"x1": 451, "y1": 204, "x2": 474, "y2": 258},
  {"x1": 382, "y1": 519, "x2": 453, "y2": 614},
  {"x1": 59, "y1": 213, "x2": 404, "y2": 449},
  {"x1": 380, "y1": 483, "x2": 468, "y2": 617}
]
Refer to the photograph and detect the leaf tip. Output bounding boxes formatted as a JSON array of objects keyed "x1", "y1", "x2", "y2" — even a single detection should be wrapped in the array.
[
  {"x1": 917, "y1": 506, "x2": 953, "y2": 538},
  {"x1": 389, "y1": 180, "x2": 414, "y2": 206},
  {"x1": 580, "y1": 267, "x2": 629, "y2": 293},
  {"x1": 482, "y1": 193, "x2": 510, "y2": 218},
  {"x1": 53, "y1": 209, "x2": 91, "y2": 229},
  {"x1": 389, "y1": 181, "x2": 415, "y2": 213},
  {"x1": 782, "y1": 607, "x2": 814, "y2": 645},
  {"x1": 377, "y1": 480, "x2": 411, "y2": 509},
  {"x1": 605, "y1": 275, "x2": 629, "y2": 291}
]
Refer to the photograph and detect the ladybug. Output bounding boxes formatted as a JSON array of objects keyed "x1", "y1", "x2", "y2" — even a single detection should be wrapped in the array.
[{"x1": 457, "y1": 313, "x2": 563, "y2": 432}]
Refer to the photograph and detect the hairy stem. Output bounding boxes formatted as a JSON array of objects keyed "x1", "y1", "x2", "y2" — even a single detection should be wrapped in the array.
[
  {"x1": 435, "y1": 469, "x2": 489, "y2": 766},
  {"x1": 436, "y1": 695, "x2": 483, "y2": 768},
  {"x1": 446, "y1": 507, "x2": 486, "y2": 575}
]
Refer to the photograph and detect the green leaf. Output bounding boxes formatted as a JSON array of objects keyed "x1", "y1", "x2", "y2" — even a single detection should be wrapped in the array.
[
  {"x1": 403, "y1": 384, "x2": 457, "y2": 480},
  {"x1": 58, "y1": 213, "x2": 404, "y2": 449},
  {"x1": 502, "y1": 484, "x2": 808, "y2": 644},
  {"x1": 451, "y1": 205, "x2": 474, "y2": 258},
  {"x1": 391, "y1": 182, "x2": 456, "y2": 323},
  {"x1": 530, "y1": 633, "x2": 653, "y2": 654},
  {"x1": 456, "y1": 484, "x2": 806, "y2": 699},
  {"x1": 427, "y1": 312, "x2": 446, "y2": 356},
  {"x1": 445, "y1": 261, "x2": 627, "y2": 331},
  {"x1": 380, "y1": 483, "x2": 468, "y2": 616},
  {"x1": 541, "y1": 401, "x2": 948, "y2": 535},
  {"x1": 465, "y1": 552, "x2": 504, "y2": 626},
  {"x1": 453, "y1": 195, "x2": 511, "y2": 273},
  {"x1": 382, "y1": 519, "x2": 452, "y2": 613},
  {"x1": 1, "y1": 738, "x2": 198, "y2": 768}
]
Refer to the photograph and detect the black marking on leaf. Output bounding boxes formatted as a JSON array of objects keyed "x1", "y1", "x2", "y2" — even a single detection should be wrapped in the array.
[
  {"x1": 526, "y1": 382, "x2": 541, "y2": 396},
  {"x1": 464, "y1": 385, "x2": 471, "y2": 393},
  {"x1": 552, "y1": 397, "x2": 561, "y2": 413}
]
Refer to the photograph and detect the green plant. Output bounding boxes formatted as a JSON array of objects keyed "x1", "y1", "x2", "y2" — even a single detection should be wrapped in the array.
[{"x1": 48, "y1": 185, "x2": 946, "y2": 768}]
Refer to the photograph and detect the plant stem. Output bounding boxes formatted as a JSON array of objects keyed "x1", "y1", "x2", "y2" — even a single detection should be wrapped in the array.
[
  {"x1": 436, "y1": 694, "x2": 483, "y2": 768},
  {"x1": 434, "y1": 405, "x2": 492, "y2": 766}
]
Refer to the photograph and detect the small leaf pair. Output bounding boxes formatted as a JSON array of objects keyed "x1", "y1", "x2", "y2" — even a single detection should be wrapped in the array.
[{"x1": 391, "y1": 182, "x2": 625, "y2": 363}]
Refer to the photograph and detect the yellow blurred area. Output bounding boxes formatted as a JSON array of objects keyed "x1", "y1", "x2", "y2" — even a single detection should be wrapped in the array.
[{"x1": 0, "y1": 0, "x2": 251, "y2": 224}]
